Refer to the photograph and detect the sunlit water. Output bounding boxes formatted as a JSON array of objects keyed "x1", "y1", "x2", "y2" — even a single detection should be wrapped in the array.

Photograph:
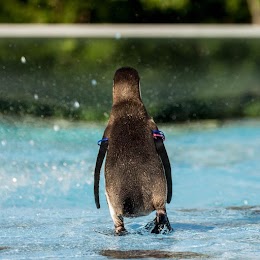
[{"x1": 0, "y1": 116, "x2": 260, "y2": 259}]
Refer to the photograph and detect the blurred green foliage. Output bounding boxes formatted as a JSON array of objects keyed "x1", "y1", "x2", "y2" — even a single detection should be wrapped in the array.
[
  {"x1": 0, "y1": 0, "x2": 252, "y2": 23},
  {"x1": 0, "y1": 38, "x2": 259, "y2": 122},
  {"x1": 1, "y1": 1, "x2": 259, "y2": 121}
]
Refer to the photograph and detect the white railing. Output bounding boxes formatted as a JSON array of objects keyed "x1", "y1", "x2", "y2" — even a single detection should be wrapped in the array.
[{"x1": 0, "y1": 24, "x2": 260, "y2": 38}]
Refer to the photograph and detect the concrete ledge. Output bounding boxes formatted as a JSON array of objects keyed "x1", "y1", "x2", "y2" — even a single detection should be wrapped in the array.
[{"x1": 0, "y1": 24, "x2": 260, "y2": 38}]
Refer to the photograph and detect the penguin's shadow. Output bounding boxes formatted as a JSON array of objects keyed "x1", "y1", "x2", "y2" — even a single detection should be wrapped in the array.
[{"x1": 99, "y1": 249, "x2": 210, "y2": 259}]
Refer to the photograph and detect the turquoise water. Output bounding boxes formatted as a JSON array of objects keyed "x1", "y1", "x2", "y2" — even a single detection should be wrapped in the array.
[{"x1": 0, "y1": 116, "x2": 260, "y2": 259}]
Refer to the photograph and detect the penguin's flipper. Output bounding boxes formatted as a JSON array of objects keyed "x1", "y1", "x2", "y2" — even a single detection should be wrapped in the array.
[
  {"x1": 154, "y1": 138, "x2": 172, "y2": 204},
  {"x1": 94, "y1": 140, "x2": 108, "y2": 209}
]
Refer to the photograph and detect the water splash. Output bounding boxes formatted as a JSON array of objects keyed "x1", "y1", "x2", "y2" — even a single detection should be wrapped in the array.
[{"x1": 20, "y1": 56, "x2": 26, "y2": 64}]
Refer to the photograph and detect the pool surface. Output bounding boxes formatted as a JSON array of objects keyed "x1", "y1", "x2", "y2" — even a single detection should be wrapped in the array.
[{"x1": 0, "y1": 116, "x2": 260, "y2": 259}]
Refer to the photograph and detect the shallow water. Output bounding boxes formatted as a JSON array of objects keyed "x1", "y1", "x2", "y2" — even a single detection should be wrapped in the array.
[{"x1": 0, "y1": 117, "x2": 260, "y2": 259}]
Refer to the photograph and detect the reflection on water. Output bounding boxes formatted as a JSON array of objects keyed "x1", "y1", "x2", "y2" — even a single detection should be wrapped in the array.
[{"x1": 0, "y1": 117, "x2": 260, "y2": 259}]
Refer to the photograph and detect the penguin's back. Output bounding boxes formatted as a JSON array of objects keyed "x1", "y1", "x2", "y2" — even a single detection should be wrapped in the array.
[{"x1": 105, "y1": 101, "x2": 167, "y2": 217}]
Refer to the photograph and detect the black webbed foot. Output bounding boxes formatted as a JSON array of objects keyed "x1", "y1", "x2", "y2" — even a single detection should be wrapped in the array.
[
  {"x1": 115, "y1": 226, "x2": 128, "y2": 236},
  {"x1": 147, "y1": 210, "x2": 172, "y2": 234}
]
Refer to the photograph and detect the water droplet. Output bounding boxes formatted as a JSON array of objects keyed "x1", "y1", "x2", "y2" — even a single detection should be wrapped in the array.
[
  {"x1": 1, "y1": 140, "x2": 7, "y2": 146},
  {"x1": 243, "y1": 200, "x2": 248, "y2": 205},
  {"x1": 12, "y1": 177, "x2": 17, "y2": 183},
  {"x1": 44, "y1": 162, "x2": 49, "y2": 168},
  {"x1": 53, "y1": 125, "x2": 60, "y2": 131},
  {"x1": 21, "y1": 56, "x2": 26, "y2": 64},
  {"x1": 34, "y1": 94, "x2": 39, "y2": 100},
  {"x1": 80, "y1": 160, "x2": 85, "y2": 166},
  {"x1": 29, "y1": 140, "x2": 35, "y2": 146},
  {"x1": 115, "y1": 32, "x2": 121, "y2": 39},
  {"x1": 91, "y1": 79, "x2": 97, "y2": 86},
  {"x1": 74, "y1": 101, "x2": 80, "y2": 108}
]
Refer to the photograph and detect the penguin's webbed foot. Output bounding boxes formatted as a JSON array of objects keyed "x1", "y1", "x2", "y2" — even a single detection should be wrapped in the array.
[
  {"x1": 147, "y1": 210, "x2": 172, "y2": 234},
  {"x1": 115, "y1": 226, "x2": 127, "y2": 236},
  {"x1": 151, "y1": 222, "x2": 172, "y2": 234},
  {"x1": 113, "y1": 215, "x2": 127, "y2": 235}
]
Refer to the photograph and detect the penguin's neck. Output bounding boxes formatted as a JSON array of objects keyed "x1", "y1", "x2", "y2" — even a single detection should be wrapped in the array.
[
  {"x1": 111, "y1": 98, "x2": 148, "y2": 121},
  {"x1": 113, "y1": 84, "x2": 142, "y2": 105}
]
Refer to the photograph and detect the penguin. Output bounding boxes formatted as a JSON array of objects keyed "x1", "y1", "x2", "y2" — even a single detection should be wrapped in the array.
[{"x1": 94, "y1": 67, "x2": 172, "y2": 235}]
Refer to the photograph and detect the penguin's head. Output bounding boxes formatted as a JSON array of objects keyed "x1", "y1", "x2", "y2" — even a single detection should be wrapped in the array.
[{"x1": 113, "y1": 67, "x2": 141, "y2": 103}]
